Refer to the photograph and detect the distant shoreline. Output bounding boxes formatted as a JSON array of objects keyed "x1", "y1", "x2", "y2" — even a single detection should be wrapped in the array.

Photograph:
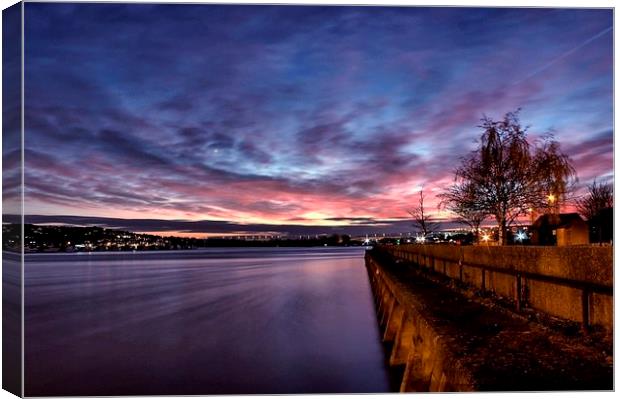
[
  {"x1": 2, "y1": 223, "x2": 374, "y2": 253},
  {"x1": 16, "y1": 246, "x2": 371, "y2": 255}
]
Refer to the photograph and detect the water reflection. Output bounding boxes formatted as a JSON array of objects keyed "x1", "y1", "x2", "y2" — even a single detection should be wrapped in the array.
[{"x1": 25, "y1": 247, "x2": 390, "y2": 395}]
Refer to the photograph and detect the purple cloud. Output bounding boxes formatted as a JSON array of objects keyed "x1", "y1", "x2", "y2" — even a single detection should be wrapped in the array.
[{"x1": 17, "y1": 4, "x2": 613, "y2": 234}]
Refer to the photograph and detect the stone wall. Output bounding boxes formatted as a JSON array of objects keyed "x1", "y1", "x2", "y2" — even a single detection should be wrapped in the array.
[
  {"x1": 365, "y1": 250, "x2": 613, "y2": 392},
  {"x1": 384, "y1": 244, "x2": 613, "y2": 330},
  {"x1": 366, "y1": 255, "x2": 477, "y2": 391}
]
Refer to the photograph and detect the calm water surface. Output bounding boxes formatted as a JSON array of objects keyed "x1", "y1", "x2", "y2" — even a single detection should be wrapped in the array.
[{"x1": 24, "y1": 247, "x2": 391, "y2": 395}]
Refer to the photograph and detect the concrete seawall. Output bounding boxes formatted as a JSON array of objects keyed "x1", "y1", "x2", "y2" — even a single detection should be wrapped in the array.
[
  {"x1": 365, "y1": 247, "x2": 613, "y2": 392},
  {"x1": 384, "y1": 244, "x2": 613, "y2": 331}
]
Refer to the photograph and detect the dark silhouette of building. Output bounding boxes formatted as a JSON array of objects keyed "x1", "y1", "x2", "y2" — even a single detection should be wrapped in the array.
[
  {"x1": 530, "y1": 213, "x2": 589, "y2": 246},
  {"x1": 588, "y1": 207, "x2": 613, "y2": 245}
]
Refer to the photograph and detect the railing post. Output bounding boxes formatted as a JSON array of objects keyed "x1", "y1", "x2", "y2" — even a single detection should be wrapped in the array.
[
  {"x1": 582, "y1": 289, "x2": 591, "y2": 331},
  {"x1": 515, "y1": 273, "x2": 522, "y2": 311}
]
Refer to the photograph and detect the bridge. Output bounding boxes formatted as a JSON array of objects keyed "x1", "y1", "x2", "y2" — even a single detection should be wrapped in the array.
[{"x1": 365, "y1": 244, "x2": 613, "y2": 392}]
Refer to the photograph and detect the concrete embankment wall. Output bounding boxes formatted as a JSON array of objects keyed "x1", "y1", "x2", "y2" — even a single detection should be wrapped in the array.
[
  {"x1": 365, "y1": 248, "x2": 613, "y2": 392},
  {"x1": 384, "y1": 244, "x2": 613, "y2": 331},
  {"x1": 366, "y1": 255, "x2": 477, "y2": 391}
]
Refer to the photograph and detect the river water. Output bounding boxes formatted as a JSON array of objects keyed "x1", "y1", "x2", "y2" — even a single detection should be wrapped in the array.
[{"x1": 24, "y1": 247, "x2": 391, "y2": 395}]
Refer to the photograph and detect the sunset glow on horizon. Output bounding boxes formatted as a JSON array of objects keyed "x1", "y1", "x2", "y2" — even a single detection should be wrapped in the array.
[{"x1": 7, "y1": 4, "x2": 612, "y2": 236}]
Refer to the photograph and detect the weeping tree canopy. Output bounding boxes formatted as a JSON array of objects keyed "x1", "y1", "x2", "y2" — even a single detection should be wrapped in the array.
[{"x1": 444, "y1": 110, "x2": 576, "y2": 244}]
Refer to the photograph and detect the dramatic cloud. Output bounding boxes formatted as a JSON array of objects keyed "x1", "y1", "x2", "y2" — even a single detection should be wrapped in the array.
[
  {"x1": 12, "y1": 214, "x2": 427, "y2": 238},
  {"x1": 19, "y1": 4, "x2": 613, "y2": 235}
]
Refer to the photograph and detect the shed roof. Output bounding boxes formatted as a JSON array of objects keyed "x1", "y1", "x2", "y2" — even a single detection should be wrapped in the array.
[{"x1": 532, "y1": 213, "x2": 586, "y2": 229}]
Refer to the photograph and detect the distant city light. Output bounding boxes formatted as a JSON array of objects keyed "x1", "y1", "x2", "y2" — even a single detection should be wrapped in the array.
[
  {"x1": 548, "y1": 193, "x2": 556, "y2": 203},
  {"x1": 481, "y1": 233, "x2": 491, "y2": 242},
  {"x1": 415, "y1": 236, "x2": 425, "y2": 243}
]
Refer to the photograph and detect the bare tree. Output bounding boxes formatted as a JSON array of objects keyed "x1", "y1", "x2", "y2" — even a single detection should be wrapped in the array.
[
  {"x1": 445, "y1": 110, "x2": 576, "y2": 245},
  {"x1": 439, "y1": 181, "x2": 488, "y2": 241},
  {"x1": 576, "y1": 180, "x2": 613, "y2": 244},
  {"x1": 408, "y1": 189, "x2": 439, "y2": 236}
]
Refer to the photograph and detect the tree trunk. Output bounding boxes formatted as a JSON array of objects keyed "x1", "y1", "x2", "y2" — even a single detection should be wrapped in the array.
[{"x1": 498, "y1": 218, "x2": 507, "y2": 245}]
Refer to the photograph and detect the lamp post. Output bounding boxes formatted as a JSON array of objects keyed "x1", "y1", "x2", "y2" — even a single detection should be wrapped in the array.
[{"x1": 548, "y1": 193, "x2": 559, "y2": 215}]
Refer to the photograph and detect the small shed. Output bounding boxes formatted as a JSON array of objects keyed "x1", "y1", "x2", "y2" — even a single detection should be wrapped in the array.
[{"x1": 530, "y1": 213, "x2": 589, "y2": 246}]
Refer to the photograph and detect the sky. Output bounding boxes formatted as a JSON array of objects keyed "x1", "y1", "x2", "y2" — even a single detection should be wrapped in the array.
[{"x1": 12, "y1": 3, "x2": 614, "y2": 236}]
